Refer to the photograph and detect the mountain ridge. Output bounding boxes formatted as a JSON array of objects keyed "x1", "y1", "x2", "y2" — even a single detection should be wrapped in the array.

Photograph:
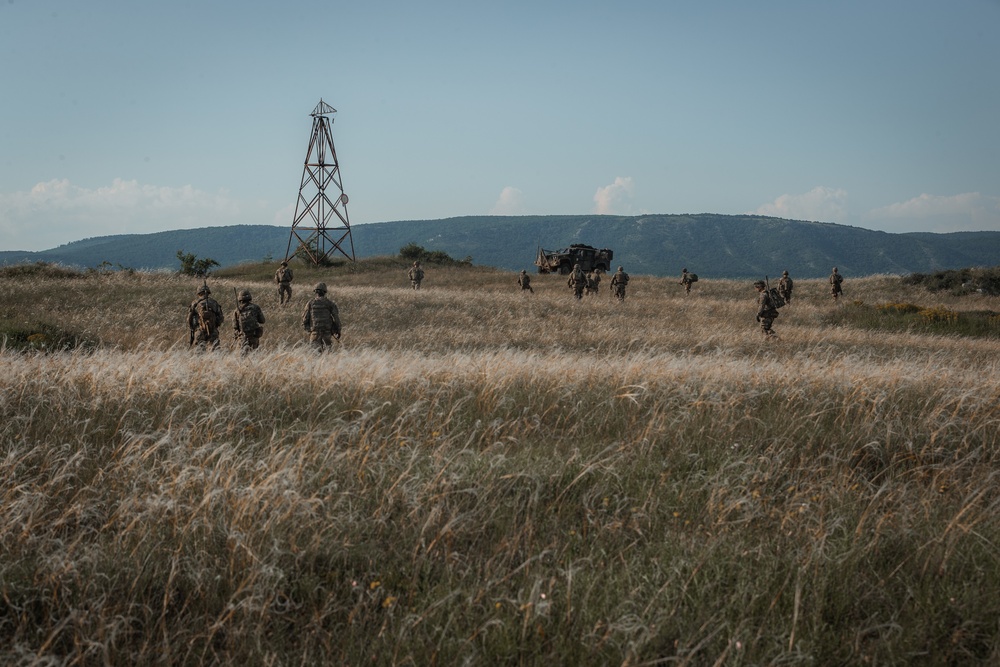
[{"x1": 2, "y1": 214, "x2": 998, "y2": 279}]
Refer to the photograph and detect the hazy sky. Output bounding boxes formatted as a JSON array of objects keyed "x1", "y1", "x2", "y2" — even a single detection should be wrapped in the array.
[{"x1": 2, "y1": 0, "x2": 999, "y2": 251}]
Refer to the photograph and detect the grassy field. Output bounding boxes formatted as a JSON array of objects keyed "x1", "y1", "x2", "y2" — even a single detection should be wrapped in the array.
[{"x1": 2, "y1": 260, "x2": 999, "y2": 665}]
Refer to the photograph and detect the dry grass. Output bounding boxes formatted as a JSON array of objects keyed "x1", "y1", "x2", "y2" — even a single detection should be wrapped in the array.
[{"x1": 1, "y1": 264, "x2": 999, "y2": 665}]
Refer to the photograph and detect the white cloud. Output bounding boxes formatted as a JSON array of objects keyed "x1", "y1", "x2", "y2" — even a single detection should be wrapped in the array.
[
  {"x1": 0, "y1": 178, "x2": 252, "y2": 251},
  {"x1": 864, "y1": 192, "x2": 1000, "y2": 232},
  {"x1": 754, "y1": 186, "x2": 848, "y2": 222},
  {"x1": 490, "y1": 186, "x2": 524, "y2": 215},
  {"x1": 273, "y1": 201, "x2": 296, "y2": 225},
  {"x1": 593, "y1": 176, "x2": 634, "y2": 215}
]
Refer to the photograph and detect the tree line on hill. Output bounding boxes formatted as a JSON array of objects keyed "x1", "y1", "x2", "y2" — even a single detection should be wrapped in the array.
[{"x1": 3, "y1": 214, "x2": 1000, "y2": 279}]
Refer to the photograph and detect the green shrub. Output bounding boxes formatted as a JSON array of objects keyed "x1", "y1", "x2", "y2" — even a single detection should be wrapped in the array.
[
  {"x1": 831, "y1": 301, "x2": 1000, "y2": 337},
  {"x1": 0, "y1": 321, "x2": 98, "y2": 352},
  {"x1": 176, "y1": 250, "x2": 220, "y2": 277},
  {"x1": 399, "y1": 243, "x2": 471, "y2": 266},
  {"x1": 901, "y1": 266, "x2": 1000, "y2": 295},
  {"x1": 0, "y1": 261, "x2": 83, "y2": 280}
]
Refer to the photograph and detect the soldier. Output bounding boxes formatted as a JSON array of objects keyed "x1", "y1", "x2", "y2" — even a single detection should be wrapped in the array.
[
  {"x1": 754, "y1": 280, "x2": 779, "y2": 338},
  {"x1": 610, "y1": 265, "x2": 630, "y2": 303},
  {"x1": 829, "y1": 267, "x2": 844, "y2": 301},
  {"x1": 233, "y1": 289, "x2": 266, "y2": 356},
  {"x1": 518, "y1": 269, "x2": 534, "y2": 293},
  {"x1": 680, "y1": 268, "x2": 694, "y2": 294},
  {"x1": 302, "y1": 282, "x2": 341, "y2": 353},
  {"x1": 778, "y1": 270, "x2": 794, "y2": 305},
  {"x1": 187, "y1": 282, "x2": 224, "y2": 350},
  {"x1": 274, "y1": 260, "x2": 294, "y2": 306},
  {"x1": 408, "y1": 261, "x2": 425, "y2": 290},
  {"x1": 585, "y1": 269, "x2": 602, "y2": 296},
  {"x1": 568, "y1": 262, "x2": 587, "y2": 300}
]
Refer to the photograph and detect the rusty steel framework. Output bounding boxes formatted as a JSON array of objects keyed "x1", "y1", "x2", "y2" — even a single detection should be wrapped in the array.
[{"x1": 284, "y1": 99, "x2": 356, "y2": 265}]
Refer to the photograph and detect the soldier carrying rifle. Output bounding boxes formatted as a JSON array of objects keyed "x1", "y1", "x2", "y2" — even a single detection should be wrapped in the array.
[
  {"x1": 187, "y1": 281, "x2": 224, "y2": 350},
  {"x1": 233, "y1": 289, "x2": 266, "y2": 356}
]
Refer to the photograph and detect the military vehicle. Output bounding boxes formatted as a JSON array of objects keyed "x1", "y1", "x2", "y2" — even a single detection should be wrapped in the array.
[{"x1": 534, "y1": 244, "x2": 614, "y2": 275}]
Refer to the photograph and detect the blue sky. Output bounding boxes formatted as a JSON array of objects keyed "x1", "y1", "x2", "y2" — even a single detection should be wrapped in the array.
[{"x1": 1, "y1": 0, "x2": 998, "y2": 251}]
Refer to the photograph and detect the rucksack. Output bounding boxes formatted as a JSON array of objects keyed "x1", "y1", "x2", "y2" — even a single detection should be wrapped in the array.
[
  {"x1": 238, "y1": 305, "x2": 261, "y2": 336},
  {"x1": 195, "y1": 298, "x2": 218, "y2": 335},
  {"x1": 689, "y1": 273, "x2": 698, "y2": 283},
  {"x1": 768, "y1": 287, "x2": 786, "y2": 309}
]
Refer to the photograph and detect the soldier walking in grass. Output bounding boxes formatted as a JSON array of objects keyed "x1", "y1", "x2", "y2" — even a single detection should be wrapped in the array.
[
  {"x1": 274, "y1": 260, "x2": 294, "y2": 306},
  {"x1": 187, "y1": 282, "x2": 224, "y2": 350},
  {"x1": 830, "y1": 267, "x2": 844, "y2": 301},
  {"x1": 408, "y1": 261, "x2": 425, "y2": 290},
  {"x1": 518, "y1": 269, "x2": 534, "y2": 293},
  {"x1": 233, "y1": 289, "x2": 266, "y2": 356},
  {"x1": 585, "y1": 269, "x2": 602, "y2": 296},
  {"x1": 610, "y1": 265, "x2": 630, "y2": 303},
  {"x1": 680, "y1": 268, "x2": 695, "y2": 294},
  {"x1": 302, "y1": 282, "x2": 341, "y2": 353},
  {"x1": 778, "y1": 270, "x2": 794, "y2": 305},
  {"x1": 754, "y1": 280, "x2": 779, "y2": 338},
  {"x1": 568, "y1": 262, "x2": 587, "y2": 300}
]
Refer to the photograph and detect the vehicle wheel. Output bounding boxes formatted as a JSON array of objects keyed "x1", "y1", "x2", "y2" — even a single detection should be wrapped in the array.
[{"x1": 559, "y1": 263, "x2": 571, "y2": 275}]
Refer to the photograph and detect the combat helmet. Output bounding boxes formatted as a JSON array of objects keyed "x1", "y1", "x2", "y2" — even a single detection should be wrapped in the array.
[
  {"x1": 314, "y1": 282, "x2": 328, "y2": 294},
  {"x1": 197, "y1": 281, "x2": 211, "y2": 295},
  {"x1": 238, "y1": 289, "x2": 252, "y2": 302},
  {"x1": 617, "y1": 266, "x2": 623, "y2": 272},
  {"x1": 753, "y1": 280, "x2": 766, "y2": 288}
]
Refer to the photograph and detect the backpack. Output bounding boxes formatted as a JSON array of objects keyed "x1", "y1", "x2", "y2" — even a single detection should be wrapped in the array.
[
  {"x1": 689, "y1": 273, "x2": 698, "y2": 283},
  {"x1": 768, "y1": 287, "x2": 786, "y2": 309},
  {"x1": 195, "y1": 298, "x2": 218, "y2": 335},
  {"x1": 238, "y1": 305, "x2": 261, "y2": 336}
]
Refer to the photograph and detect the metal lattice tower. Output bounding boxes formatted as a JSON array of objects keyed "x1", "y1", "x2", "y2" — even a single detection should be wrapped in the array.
[{"x1": 284, "y1": 99, "x2": 356, "y2": 264}]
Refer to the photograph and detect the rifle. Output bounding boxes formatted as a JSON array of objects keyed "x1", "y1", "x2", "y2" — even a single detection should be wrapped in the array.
[
  {"x1": 764, "y1": 275, "x2": 784, "y2": 308},
  {"x1": 233, "y1": 287, "x2": 241, "y2": 346}
]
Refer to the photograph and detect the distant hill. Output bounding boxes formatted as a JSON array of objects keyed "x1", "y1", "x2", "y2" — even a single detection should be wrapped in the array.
[{"x1": 2, "y1": 214, "x2": 999, "y2": 279}]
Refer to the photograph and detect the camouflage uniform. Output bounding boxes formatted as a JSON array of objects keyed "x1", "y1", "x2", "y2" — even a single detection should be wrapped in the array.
[
  {"x1": 568, "y1": 263, "x2": 587, "y2": 300},
  {"x1": 755, "y1": 280, "x2": 779, "y2": 337},
  {"x1": 233, "y1": 290, "x2": 266, "y2": 356},
  {"x1": 518, "y1": 270, "x2": 533, "y2": 293},
  {"x1": 585, "y1": 270, "x2": 602, "y2": 296},
  {"x1": 829, "y1": 267, "x2": 843, "y2": 300},
  {"x1": 610, "y1": 266, "x2": 629, "y2": 303},
  {"x1": 275, "y1": 261, "x2": 294, "y2": 305},
  {"x1": 778, "y1": 271, "x2": 793, "y2": 304},
  {"x1": 302, "y1": 282, "x2": 342, "y2": 353},
  {"x1": 408, "y1": 261, "x2": 425, "y2": 290},
  {"x1": 680, "y1": 268, "x2": 693, "y2": 294},
  {"x1": 187, "y1": 283, "x2": 225, "y2": 350}
]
